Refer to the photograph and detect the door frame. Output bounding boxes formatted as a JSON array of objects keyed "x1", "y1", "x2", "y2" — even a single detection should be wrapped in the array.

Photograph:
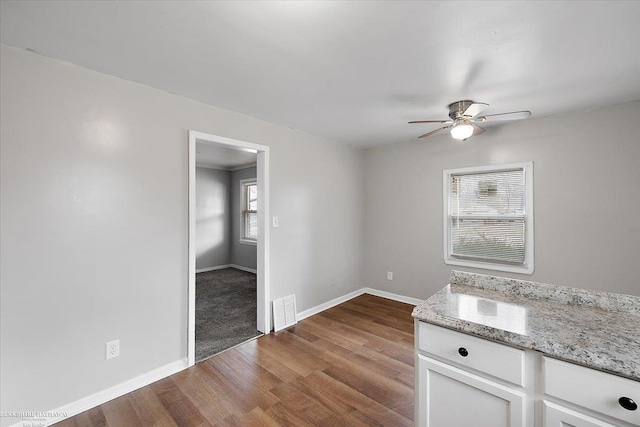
[{"x1": 187, "y1": 130, "x2": 270, "y2": 367}]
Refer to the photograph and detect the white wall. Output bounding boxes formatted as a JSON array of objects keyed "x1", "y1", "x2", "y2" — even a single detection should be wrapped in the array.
[
  {"x1": 230, "y1": 166, "x2": 257, "y2": 270},
  {"x1": 363, "y1": 101, "x2": 640, "y2": 300},
  {"x1": 195, "y1": 167, "x2": 231, "y2": 270},
  {"x1": 0, "y1": 45, "x2": 364, "y2": 422}
]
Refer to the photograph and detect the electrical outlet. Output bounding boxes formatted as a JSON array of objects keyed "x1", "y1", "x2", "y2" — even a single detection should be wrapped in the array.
[
  {"x1": 106, "y1": 340, "x2": 120, "y2": 360},
  {"x1": 387, "y1": 271, "x2": 393, "y2": 280}
]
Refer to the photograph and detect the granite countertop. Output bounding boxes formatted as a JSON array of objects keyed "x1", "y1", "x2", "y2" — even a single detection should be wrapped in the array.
[{"x1": 412, "y1": 271, "x2": 640, "y2": 381}]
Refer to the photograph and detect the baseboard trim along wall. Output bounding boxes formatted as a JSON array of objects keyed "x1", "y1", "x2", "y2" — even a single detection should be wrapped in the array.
[
  {"x1": 296, "y1": 288, "x2": 366, "y2": 321},
  {"x1": 230, "y1": 264, "x2": 257, "y2": 274},
  {"x1": 361, "y1": 287, "x2": 424, "y2": 306},
  {"x1": 296, "y1": 287, "x2": 422, "y2": 321},
  {"x1": 26, "y1": 287, "x2": 419, "y2": 427},
  {"x1": 9, "y1": 358, "x2": 188, "y2": 427},
  {"x1": 196, "y1": 264, "x2": 257, "y2": 274},
  {"x1": 195, "y1": 264, "x2": 231, "y2": 273}
]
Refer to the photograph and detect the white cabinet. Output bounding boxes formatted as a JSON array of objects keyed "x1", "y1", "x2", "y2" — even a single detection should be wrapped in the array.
[
  {"x1": 544, "y1": 401, "x2": 617, "y2": 427},
  {"x1": 543, "y1": 357, "x2": 640, "y2": 426},
  {"x1": 417, "y1": 321, "x2": 525, "y2": 386},
  {"x1": 415, "y1": 321, "x2": 640, "y2": 427},
  {"x1": 415, "y1": 322, "x2": 528, "y2": 427},
  {"x1": 417, "y1": 355, "x2": 526, "y2": 427}
]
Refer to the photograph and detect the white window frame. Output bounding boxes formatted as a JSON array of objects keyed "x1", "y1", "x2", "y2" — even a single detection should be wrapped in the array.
[
  {"x1": 240, "y1": 178, "x2": 258, "y2": 246},
  {"x1": 443, "y1": 162, "x2": 534, "y2": 274}
]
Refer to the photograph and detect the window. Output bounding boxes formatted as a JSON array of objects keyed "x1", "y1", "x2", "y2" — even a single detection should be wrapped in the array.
[
  {"x1": 443, "y1": 162, "x2": 534, "y2": 274},
  {"x1": 241, "y1": 179, "x2": 257, "y2": 244}
]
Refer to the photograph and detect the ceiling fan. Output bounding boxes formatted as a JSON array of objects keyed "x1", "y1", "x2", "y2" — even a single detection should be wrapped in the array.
[{"x1": 409, "y1": 100, "x2": 531, "y2": 141}]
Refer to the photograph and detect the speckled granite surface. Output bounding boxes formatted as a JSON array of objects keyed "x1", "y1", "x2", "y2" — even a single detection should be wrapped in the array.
[{"x1": 412, "y1": 271, "x2": 640, "y2": 381}]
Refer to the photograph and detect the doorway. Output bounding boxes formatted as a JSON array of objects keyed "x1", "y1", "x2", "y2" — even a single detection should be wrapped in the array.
[{"x1": 188, "y1": 130, "x2": 270, "y2": 366}]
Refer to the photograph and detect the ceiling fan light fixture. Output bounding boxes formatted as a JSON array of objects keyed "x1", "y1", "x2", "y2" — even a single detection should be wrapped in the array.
[
  {"x1": 409, "y1": 100, "x2": 531, "y2": 140},
  {"x1": 450, "y1": 123, "x2": 474, "y2": 140}
]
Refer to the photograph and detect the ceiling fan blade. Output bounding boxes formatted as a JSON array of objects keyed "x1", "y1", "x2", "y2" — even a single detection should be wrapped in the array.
[
  {"x1": 477, "y1": 111, "x2": 531, "y2": 122},
  {"x1": 408, "y1": 120, "x2": 452, "y2": 124},
  {"x1": 471, "y1": 123, "x2": 486, "y2": 136},
  {"x1": 418, "y1": 125, "x2": 451, "y2": 139},
  {"x1": 462, "y1": 102, "x2": 489, "y2": 118}
]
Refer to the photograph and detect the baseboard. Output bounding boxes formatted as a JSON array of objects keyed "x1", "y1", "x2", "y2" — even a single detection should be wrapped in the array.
[
  {"x1": 229, "y1": 264, "x2": 257, "y2": 274},
  {"x1": 362, "y1": 288, "x2": 424, "y2": 306},
  {"x1": 196, "y1": 264, "x2": 231, "y2": 273},
  {"x1": 296, "y1": 287, "x2": 421, "y2": 322},
  {"x1": 296, "y1": 288, "x2": 366, "y2": 321},
  {"x1": 196, "y1": 265, "x2": 256, "y2": 274},
  {"x1": 8, "y1": 358, "x2": 188, "y2": 427}
]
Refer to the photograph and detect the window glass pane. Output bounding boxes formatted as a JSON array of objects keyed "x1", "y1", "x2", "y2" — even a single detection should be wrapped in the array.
[
  {"x1": 248, "y1": 184, "x2": 257, "y2": 211},
  {"x1": 241, "y1": 181, "x2": 258, "y2": 241},
  {"x1": 248, "y1": 212, "x2": 258, "y2": 238},
  {"x1": 451, "y1": 170, "x2": 525, "y2": 215},
  {"x1": 451, "y1": 218, "x2": 525, "y2": 263}
]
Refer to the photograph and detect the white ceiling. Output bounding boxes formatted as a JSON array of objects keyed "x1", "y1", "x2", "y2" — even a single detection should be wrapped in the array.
[
  {"x1": 1, "y1": 1, "x2": 639, "y2": 147},
  {"x1": 196, "y1": 142, "x2": 257, "y2": 170}
]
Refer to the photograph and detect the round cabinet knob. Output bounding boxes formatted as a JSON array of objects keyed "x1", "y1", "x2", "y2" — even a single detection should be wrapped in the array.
[
  {"x1": 458, "y1": 347, "x2": 469, "y2": 357},
  {"x1": 619, "y1": 397, "x2": 637, "y2": 411}
]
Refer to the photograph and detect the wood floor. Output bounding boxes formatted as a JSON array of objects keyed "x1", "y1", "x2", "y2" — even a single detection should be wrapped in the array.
[{"x1": 55, "y1": 294, "x2": 415, "y2": 426}]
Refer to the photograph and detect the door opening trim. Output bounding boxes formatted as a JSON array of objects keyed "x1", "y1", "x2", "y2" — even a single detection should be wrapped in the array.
[{"x1": 187, "y1": 130, "x2": 270, "y2": 367}]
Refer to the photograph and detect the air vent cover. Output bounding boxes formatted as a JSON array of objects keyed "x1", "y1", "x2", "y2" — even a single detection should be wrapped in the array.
[{"x1": 273, "y1": 294, "x2": 297, "y2": 332}]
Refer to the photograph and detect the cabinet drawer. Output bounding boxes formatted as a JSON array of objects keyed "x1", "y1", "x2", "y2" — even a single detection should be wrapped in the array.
[
  {"x1": 417, "y1": 322, "x2": 525, "y2": 386},
  {"x1": 544, "y1": 401, "x2": 617, "y2": 427},
  {"x1": 543, "y1": 357, "x2": 640, "y2": 425}
]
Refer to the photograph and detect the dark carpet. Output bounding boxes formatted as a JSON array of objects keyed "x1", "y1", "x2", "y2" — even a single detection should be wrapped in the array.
[{"x1": 195, "y1": 268, "x2": 261, "y2": 362}]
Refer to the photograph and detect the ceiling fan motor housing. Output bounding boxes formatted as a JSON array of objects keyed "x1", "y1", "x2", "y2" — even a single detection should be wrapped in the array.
[{"x1": 448, "y1": 100, "x2": 476, "y2": 120}]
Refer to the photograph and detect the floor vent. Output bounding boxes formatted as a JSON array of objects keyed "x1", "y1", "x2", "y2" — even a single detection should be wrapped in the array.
[{"x1": 273, "y1": 294, "x2": 297, "y2": 332}]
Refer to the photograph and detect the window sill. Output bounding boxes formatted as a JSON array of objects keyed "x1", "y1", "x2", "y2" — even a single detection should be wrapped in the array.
[
  {"x1": 239, "y1": 239, "x2": 257, "y2": 246},
  {"x1": 445, "y1": 257, "x2": 534, "y2": 275}
]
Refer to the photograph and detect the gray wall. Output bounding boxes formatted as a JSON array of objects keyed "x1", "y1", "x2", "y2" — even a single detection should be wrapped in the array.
[
  {"x1": 195, "y1": 167, "x2": 231, "y2": 270},
  {"x1": 363, "y1": 101, "x2": 640, "y2": 300},
  {"x1": 230, "y1": 166, "x2": 258, "y2": 270},
  {"x1": 0, "y1": 45, "x2": 364, "y2": 422}
]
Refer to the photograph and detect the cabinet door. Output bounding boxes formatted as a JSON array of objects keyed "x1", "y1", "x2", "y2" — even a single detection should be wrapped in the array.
[
  {"x1": 544, "y1": 401, "x2": 617, "y2": 427},
  {"x1": 417, "y1": 355, "x2": 526, "y2": 427}
]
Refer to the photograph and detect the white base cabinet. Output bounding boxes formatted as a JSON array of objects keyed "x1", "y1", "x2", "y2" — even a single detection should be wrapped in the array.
[
  {"x1": 416, "y1": 321, "x2": 640, "y2": 427},
  {"x1": 544, "y1": 401, "x2": 617, "y2": 427},
  {"x1": 417, "y1": 355, "x2": 526, "y2": 427},
  {"x1": 543, "y1": 357, "x2": 640, "y2": 426}
]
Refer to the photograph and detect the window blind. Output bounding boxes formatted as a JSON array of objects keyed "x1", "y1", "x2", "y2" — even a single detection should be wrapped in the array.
[
  {"x1": 242, "y1": 182, "x2": 258, "y2": 240},
  {"x1": 450, "y1": 169, "x2": 526, "y2": 264}
]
